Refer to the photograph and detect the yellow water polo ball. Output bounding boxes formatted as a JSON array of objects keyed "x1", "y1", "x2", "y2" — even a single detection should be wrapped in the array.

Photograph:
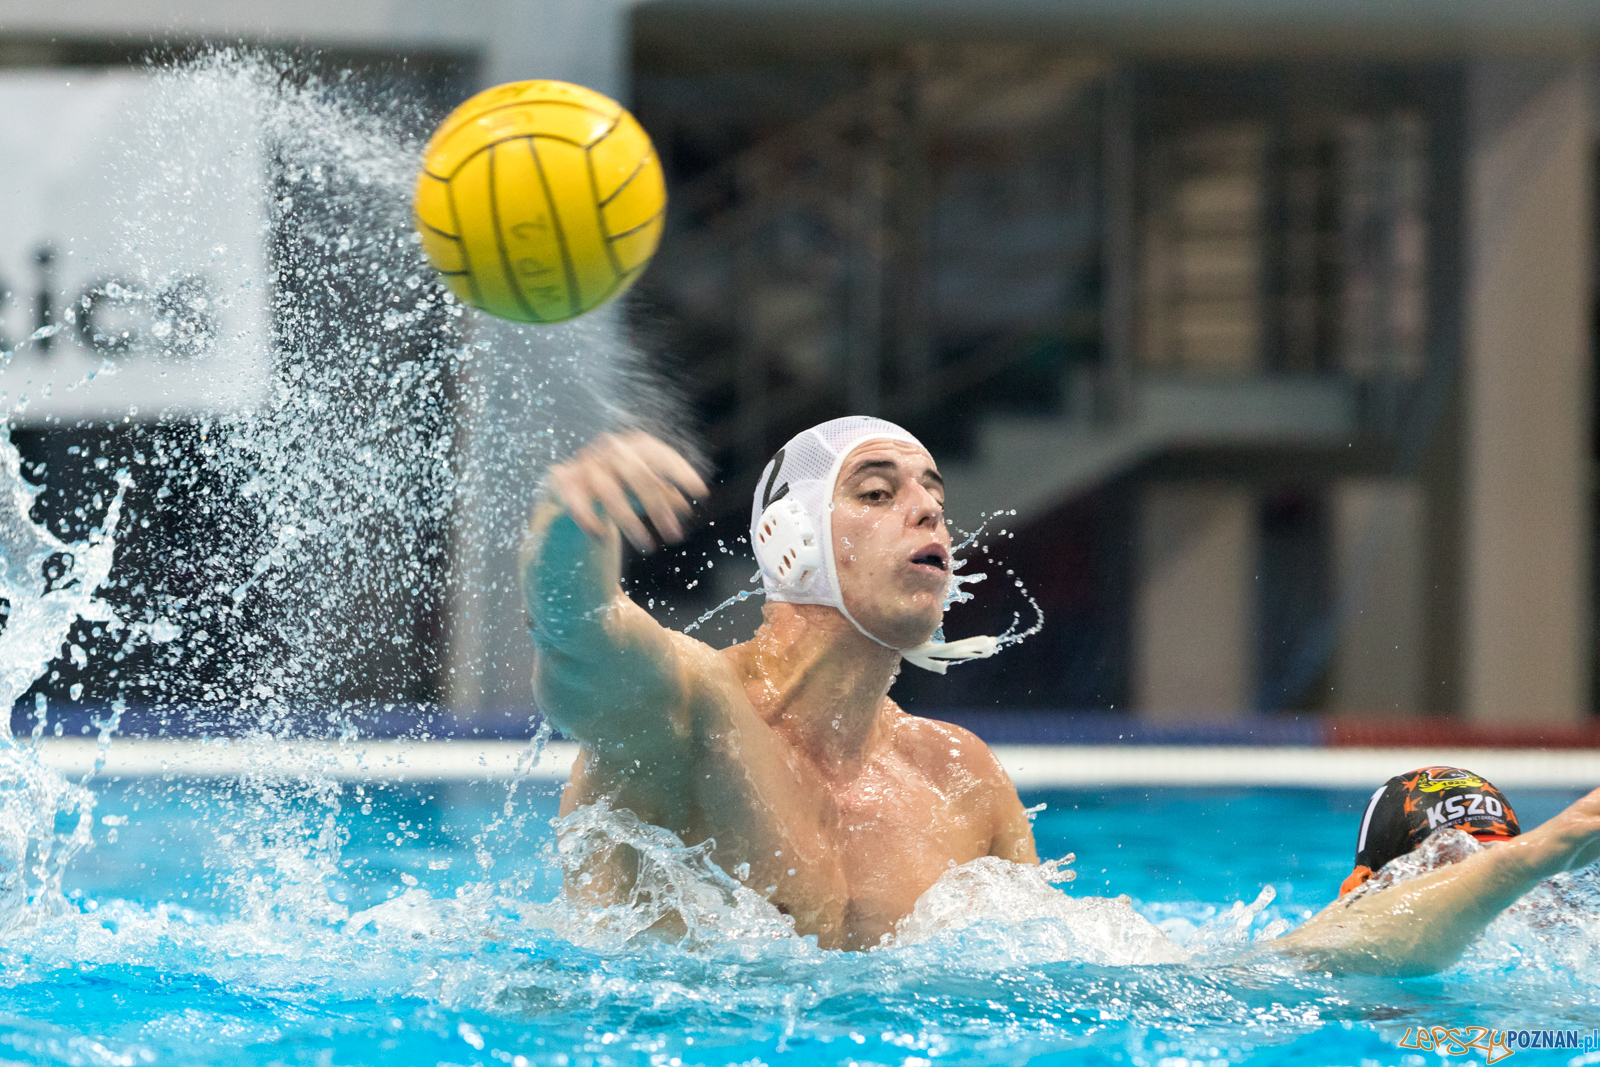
[{"x1": 413, "y1": 79, "x2": 667, "y2": 324}]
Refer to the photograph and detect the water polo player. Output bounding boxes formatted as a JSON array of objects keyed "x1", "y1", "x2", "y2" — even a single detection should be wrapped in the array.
[
  {"x1": 1273, "y1": 769, "x2": 1600, "y2": 975},
  {"x1": 522, "y1": 418, "x2": 1038, "y2": 949},
  {"x1": 1339, "y1": 766, "x2": 1521, "y2": 897}
]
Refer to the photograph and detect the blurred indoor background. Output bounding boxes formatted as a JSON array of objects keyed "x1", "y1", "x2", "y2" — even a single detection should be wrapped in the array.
[{"x1": 3, "y1": 0, "x2": 1597, "y2": 740}]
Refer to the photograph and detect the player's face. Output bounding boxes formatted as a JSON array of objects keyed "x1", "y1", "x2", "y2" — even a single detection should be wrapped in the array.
[{"x1": 830, "y1": 440, "x2": 951, "y2": 648}]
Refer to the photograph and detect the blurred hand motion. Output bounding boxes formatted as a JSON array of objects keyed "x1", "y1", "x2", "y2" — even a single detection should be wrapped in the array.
[{"x1": 546, "y1": 431, "x2": 709, "y2": 552}]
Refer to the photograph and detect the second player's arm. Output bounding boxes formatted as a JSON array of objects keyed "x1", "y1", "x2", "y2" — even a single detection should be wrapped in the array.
[{"x1": 1273, "y1": 786, "x2": 1600, "y2": 976}]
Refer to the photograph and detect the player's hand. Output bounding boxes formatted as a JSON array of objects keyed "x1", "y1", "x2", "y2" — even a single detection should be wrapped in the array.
[{"x1": 546, "y1": 431, "x2": 709, "y2": 552}]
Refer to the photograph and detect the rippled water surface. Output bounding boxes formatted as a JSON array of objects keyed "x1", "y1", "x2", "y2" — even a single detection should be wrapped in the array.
[{"x1": 0, "y1": 777, "x2": 1588, "y2": 1067}]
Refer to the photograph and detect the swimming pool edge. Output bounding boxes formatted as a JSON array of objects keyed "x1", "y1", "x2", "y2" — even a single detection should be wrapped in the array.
[{"x1": 25, "y1": 739, "x2": 1600, "y2": 788}]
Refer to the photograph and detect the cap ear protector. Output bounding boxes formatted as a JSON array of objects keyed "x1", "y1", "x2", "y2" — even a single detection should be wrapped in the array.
[{"x1": 753, "y1": 497, "x2": 823, "y2": 592}]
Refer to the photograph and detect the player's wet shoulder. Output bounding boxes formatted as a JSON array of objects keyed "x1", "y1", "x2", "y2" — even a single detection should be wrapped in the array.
[{"x1": 889, "y1": 710, "x2": 1008, "y2": 784}]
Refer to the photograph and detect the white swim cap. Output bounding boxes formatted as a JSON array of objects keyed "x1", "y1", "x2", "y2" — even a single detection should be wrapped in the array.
[{"x1": 748, "y1": 416, "x2": 1000, "y2": 673}]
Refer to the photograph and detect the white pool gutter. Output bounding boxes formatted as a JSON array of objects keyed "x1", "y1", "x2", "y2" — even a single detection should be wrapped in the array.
[{"x1": 28, "y1": 739, "x2": 1600, "y2": 790}]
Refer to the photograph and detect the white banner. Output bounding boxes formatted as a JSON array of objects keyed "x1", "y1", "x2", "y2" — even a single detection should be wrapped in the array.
[{"x1": 0, "y1": 69, "x2": 273, "y2": 422}]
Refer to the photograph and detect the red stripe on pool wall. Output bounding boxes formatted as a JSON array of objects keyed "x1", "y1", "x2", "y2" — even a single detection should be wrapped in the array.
[{"x1": 1324, "y1": 718, "x2": 1600, "y2": 749}]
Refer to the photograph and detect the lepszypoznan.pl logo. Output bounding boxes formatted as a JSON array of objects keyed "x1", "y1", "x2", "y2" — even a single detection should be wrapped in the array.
[{"x1": 1396, "y1": 1026, "x2": 1600, "y2": 1063}]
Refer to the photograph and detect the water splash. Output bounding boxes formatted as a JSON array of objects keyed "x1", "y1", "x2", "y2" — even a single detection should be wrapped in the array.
[
  {"x1": 681, "y1": 573, "x2": 762, "y2": 635},
  {"x1": 889, "y1": 853, "x2": 1185, "y2": 965},
  {"x1": 551, "y1": 797, "x2": 805, "y2": 951},
  {"x1": 0, "y1": 51, "x2": 650, "y2": 741},
  {"x1": 933, "y1": 509, "x2": 1045, "y2": 652},
  {"x1": 0, "y1": 419, "x2": 128, "y2": 928},
  {"x1": 470, "y1": 717, "x2": 553, "y2": 882},
  {"x1": 0, "y1": 426, "x2": 126, "y2": 729},
  {"x1": 0, "y1": 47, "x2": 629, "y2": 945}
]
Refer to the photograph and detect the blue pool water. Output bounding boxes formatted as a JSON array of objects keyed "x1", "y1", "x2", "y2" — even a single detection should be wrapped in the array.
[{"x1": 2, "y1": 770, "x2": 1595, "y2": 1067}]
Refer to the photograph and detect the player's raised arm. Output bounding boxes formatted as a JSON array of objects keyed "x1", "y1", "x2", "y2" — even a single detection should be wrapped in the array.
[
  {"x1": 520, "y1": 431, "x2": 709, "y2": 761},
  {"x1": 1273, "y1": 786, "x2": 1600, "y2": 976}
]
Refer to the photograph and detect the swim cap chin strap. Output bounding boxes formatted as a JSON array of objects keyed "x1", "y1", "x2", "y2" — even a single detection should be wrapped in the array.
[
  {"x1": 750, "y1": 416, "x2": 1003, "y2": 675},
  {"x1": 898, "y1": 634, "x2": 1001, "y2": 675}
]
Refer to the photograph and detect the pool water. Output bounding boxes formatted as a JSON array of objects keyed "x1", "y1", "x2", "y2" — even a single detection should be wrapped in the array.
[{"x1": 3, "y1": 769, "x2": 1595, "y2": 1067}]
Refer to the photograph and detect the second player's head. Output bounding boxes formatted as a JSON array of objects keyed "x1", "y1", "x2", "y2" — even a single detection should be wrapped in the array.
[{"x1": 1340, "y1": 766, "x2": 1521, "y2": 896}]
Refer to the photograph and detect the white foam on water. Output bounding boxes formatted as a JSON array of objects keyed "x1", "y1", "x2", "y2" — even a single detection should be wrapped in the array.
[{"x1": 892, "y1": 855, "x2": 1187, "y2": 966}]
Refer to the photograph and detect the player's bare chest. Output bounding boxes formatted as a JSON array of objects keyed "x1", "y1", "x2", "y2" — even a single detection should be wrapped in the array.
[
  {"x1": 823, "y1": 764, "x2": 989, "y2": 947},
  {"x1": 829, "y1": 760, "x2": 982, "y2": 867}
]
